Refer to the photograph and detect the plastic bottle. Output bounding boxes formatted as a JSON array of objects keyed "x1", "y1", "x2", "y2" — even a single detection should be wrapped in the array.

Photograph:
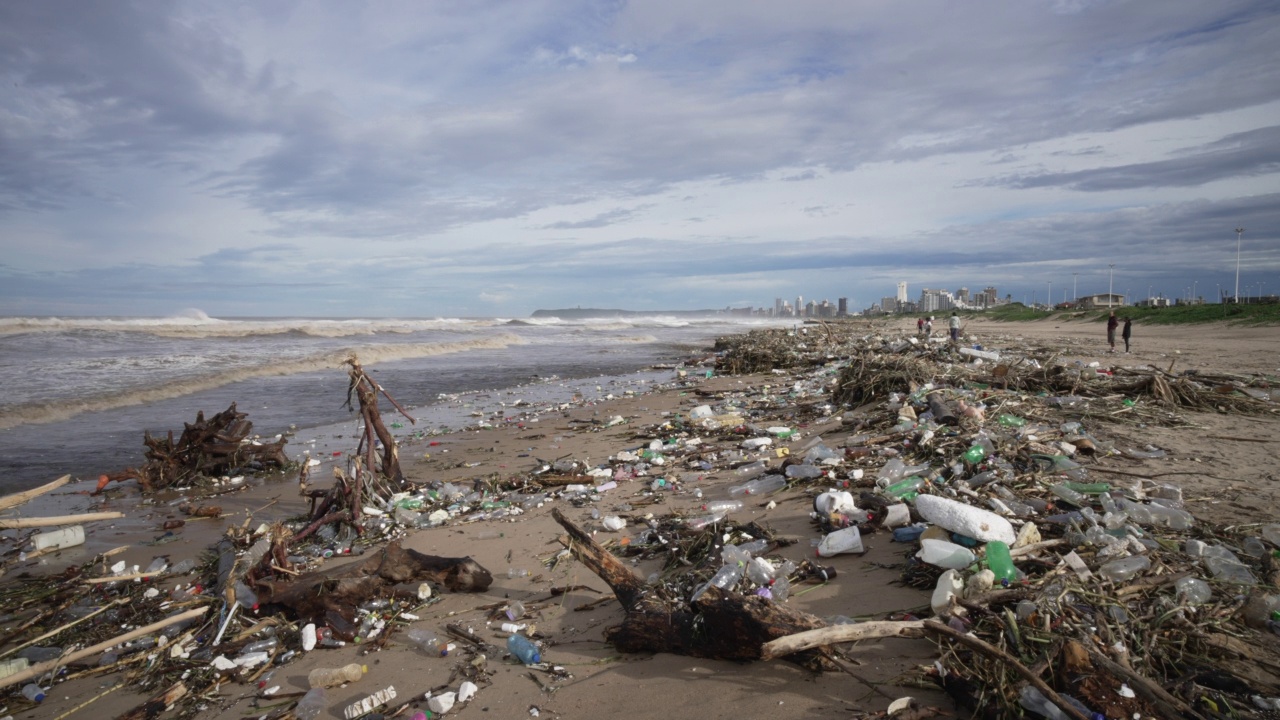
[
  {"x1": 881, "y1": 476, "x2": 925, "y2": 499},
  {"x1": 507, "y1": 634, "x2": 541, "y2": 664},
  {"x1": 816, "y1": 527, "x2": 864, "y2": 557},
  {"x1": 997, "y1": 414, "x2": 1026, "y2": 428},
  {"x1": 295, "y1": 687, "x2": 327, "y2": 720},
  {"x1": 930, "y1": 570, "x2": 964, "y2": 616},
  {"x1": 18, "y1": 646, "x2": 62, "y2": 663},
  {"x1": 507, "y1": 568, "x2": 530, "y2": 578},
  {"x1": 784, "y1": 464, "x2": 824, "y2": 479},
  {"x1": 892, "y1": 525, "x2": 927, "y2": 543},
  {"x1": 406, "y1": 628, "x2": 441, "y2": 655},
  {"x1": 21, "y1": 683, "x2": 46, "y2": 703},
  {"x1": 732, "y1": 461, "x2": 768, "y2": 479},
  {"x1": 240, "y1": 638, "x2": 279, "y2": 654},
  {"x1": 686, "y1": 512, "x2": 726, "y2": 531},
  {"x1": 307, "y1": 663, "x2": 365, "y2": 688},
  {"x1": 169, "y1": 558, "x2": 197, "y2": 575},
  {"x1": 962, "y1": 444, "x2": 986, "y2": 464},
  {"x1": 691, "y1": 562, "x2": 745, "y2": 601},
  {"x1": 1098, "y1": 555, "x2": 1150, "y2": 583},
  {"x1": 703, "y1": 500, "x2": 743, "y2": 514},
  {"x1": 31, "y1": 525, "x2": 85, "y2": 552},
  {"x1": 917, "y1": 539, "x2": 976, "y2": 569},
  {"x1": 1050, "y1": 484, "x2": 1089, "y2": 508},
  {"x1": 727, "y1": 475, "x2": 786, "y2": 498},
  {"x1": 1019, "y1": 685, "x2": 1069, "y2": 720},
  {"x1": 985, "y1": 541, "x2": 1016, "y2": 585}
]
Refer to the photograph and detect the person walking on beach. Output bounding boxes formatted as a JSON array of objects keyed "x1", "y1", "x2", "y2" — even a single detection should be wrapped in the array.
[
  {"x1": 1106, "y1": 310, "x2": 1118, "y2": 352},
  {"x1": 1122, "y1": 317, "x2": 1132, "y2": 353},
  {"x1": 917, "y1": 317, "x2": 924, "y2": 336},
  {"x1": 948, "y1": 311, "x2": 961, "y2": 343},
  {"x1": 924, "y1": 316, "x2": 934, "y2": 338}
]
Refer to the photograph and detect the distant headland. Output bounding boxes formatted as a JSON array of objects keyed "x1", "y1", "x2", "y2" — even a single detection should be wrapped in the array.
[{"x1": 530, "y1": 308, "x2": 722, "y2": 319}]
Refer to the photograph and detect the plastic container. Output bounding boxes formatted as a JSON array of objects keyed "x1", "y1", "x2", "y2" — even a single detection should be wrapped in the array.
[
  {"x1": 307, "y1": 663, "x2": 365, "y2": 688},
  {"x1": 917, "y1": 539, "x2": 976, "y2": 569},
  {"x1": 881, "y1": 503, "x2": 911, "y2": 528},
  {"x1": 731, "y1": 461, "x2": 768, "y2": 479},
  {"x1": 295, "y1": 687, "x2": 327, "y2": 720},
  {"x1": 728, "y1": 475, "x2": 786, "y2": 498},
  {"x1": 892, "y1": 524, "x2": 927, "y2": 543},
  {"x1": 18, "y1": 646, "x2": 62, "y2": 663},
  {"x1": 601, "y1": 516, "x2": 626, "y2": 531},
  {"x1": 1049, "y1": 484, "x2": 1089, "y2": 508},
  {"x1": 930, "y1": 570, "x2": 964, "y2": 616},
  {"x1": 22, "y1": 683, "x2": 46, "y2": 703},
  {"x1": 784, "y1": 464, "x2": 824, "y2": 479},
  {"x1": 1019, "y1": 685, "x2": 1069, "y2": 720},
  {"x1": 985, "y1": 541, "x2": 1016, "y2": 584},
  {"x1": 0, "y1": 657, "x2": 30, "y2": 680},
  {"x1": 691, "y1": 562, "x2": 745, "y2": 601},
  {"x1": 507, "y1": 634, "x2": 541, "y2": 664},
  {"x1": 31, "y1": 525, "x2": 85, "y2": 552},
  {"x1": 816, "y1": 527, "x2": 864, "y2": 557}
]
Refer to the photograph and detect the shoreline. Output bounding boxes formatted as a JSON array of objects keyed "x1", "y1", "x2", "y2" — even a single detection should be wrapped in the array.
[{"x1": 2, "y1": 317, "x2": 1278, "y2": 719}]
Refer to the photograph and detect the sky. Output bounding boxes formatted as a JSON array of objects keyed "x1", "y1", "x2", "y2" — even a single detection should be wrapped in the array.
[{"x1": 1, "y1": 1, "x2": 1278, "y2": 318}]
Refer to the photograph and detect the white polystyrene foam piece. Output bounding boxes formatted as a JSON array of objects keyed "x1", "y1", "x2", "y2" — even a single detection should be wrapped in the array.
[{"x1": 915, "y1": 494, "x2": 1016, "y2": 544}]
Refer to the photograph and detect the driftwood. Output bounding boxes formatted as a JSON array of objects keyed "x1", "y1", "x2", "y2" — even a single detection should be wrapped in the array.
[
  {"x1": 0, "y1": 607, "x2": 209, "y2": 690},
  {"x1": 0, "y1": 511, "x2": 123, "y2": 529},
  {"x1": 344, "y1": 357, "x2": 414, "y2": 483},
  {"x1": 107, "y1": 403, "x2": 289, "y2": 491},
  {"x1": 0, "y1": 474, "x2": 70, "y2": 511},
  {"x1": 551, "y1": 508, "x2": 831, "y2": 667},
  {"x1": 255, "y1": 541, "x2": 491, "y2": 630},
  {"x1": 760, "y1": 619, "x2": 927, "y2": 659}
]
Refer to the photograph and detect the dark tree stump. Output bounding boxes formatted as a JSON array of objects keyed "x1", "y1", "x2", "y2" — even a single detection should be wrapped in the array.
[{"x1": 550, "y1": 508, "x2": 830, "y2": 668}]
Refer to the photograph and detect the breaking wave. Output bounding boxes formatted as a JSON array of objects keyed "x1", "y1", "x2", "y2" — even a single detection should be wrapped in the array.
[
  {"x1": 0, "y1": 334, "x2": 526, "y2": 431},
  {"x1": 0, "y1": 314, "x2": 493, "y2": 339}
]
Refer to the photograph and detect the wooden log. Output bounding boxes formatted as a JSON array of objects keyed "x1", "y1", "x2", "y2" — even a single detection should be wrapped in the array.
[
  {"x1": 255, "y1": 541, "x2": 492, "y2": 623},
  {"x1": 0, "y1": 475, "x2": 70, "y2": 511},
  {"x1": 0, "y1": 607, "x2": 209, "y2": 690},
  {"x1": 760, "y1": 619, "x2": 927, "y2": 660},
  {"x1": 0, "y1": 511, "x2": 124, "y2": 529}
]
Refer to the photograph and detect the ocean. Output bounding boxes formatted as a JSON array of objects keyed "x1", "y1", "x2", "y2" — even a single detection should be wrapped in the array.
[{"x1": 0, "y1": 312, "x2": 784, "y2": 494}]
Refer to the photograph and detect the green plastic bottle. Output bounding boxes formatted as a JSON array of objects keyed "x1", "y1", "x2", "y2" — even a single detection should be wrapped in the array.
[
  {"x1": 1063, "y1": 482, "x2": 1111, "y2": 494},
  {"x1": 962, "y1": 445, "x2": 986, "y2": 464},
  {"x1": 882, "y1": 477, "x2": 925, "y2": 498},
  {"x1": 997, "y1": 414, "x2": 1027, "y2": 428},
  {"x1": 985, "y1": 541, "x2": 1016, "y2": 584}
]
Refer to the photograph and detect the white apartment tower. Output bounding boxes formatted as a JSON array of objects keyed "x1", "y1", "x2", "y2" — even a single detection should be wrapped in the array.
[{"x1": 897, "y1": 282, "x2": 908, "y2": 303}]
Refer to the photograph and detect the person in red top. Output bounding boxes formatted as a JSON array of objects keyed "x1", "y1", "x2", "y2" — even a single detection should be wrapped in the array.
[{"x1": 1106, "y1": 310, "x2": 1118, "y2": 352}]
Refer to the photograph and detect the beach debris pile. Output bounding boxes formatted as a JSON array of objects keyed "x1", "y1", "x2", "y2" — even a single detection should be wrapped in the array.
[
  {"x1": 3, "y1": 322, "x2": 1278, "y2": 719},
  {"x1": 98, "y1": 402, "x2": 290, "y2": 492}
]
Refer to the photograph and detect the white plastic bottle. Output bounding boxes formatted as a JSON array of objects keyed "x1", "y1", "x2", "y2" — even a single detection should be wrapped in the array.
[
  {"x1": 31, "y1": 526, "x2": 86, "y2": 552},
  {"x1": 816, "y1": 527, "x2": 864, "y2": 557}
]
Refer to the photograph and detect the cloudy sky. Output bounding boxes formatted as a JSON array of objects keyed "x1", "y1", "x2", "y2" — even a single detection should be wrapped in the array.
[{"x1": 2, "y1": 1, "x2": 1278, "y2": 317}]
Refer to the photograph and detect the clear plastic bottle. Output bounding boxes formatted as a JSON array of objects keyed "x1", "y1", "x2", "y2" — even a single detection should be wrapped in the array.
[
  {"x1": 1097, "y1": 555, "x2": 1150, "y2": 583},
  {"x1": 784, "y1": 464, "x2": 824, "y2": 479},
  {"x1": 691, "y1": 562, "x2": 745, "y2": 601},
  {"x1": 406, "y1": 628, "x2": 441, "y2": 655},
  {"x1": 295, "y1": 687, "x2": 327, "y2": 720},
  {"x1": 307, "y1": 663, "x2": 365, "y2": 688},
  {"x1": 731, "y1": 460, "x2": 768, "y2": 479},
  {"x1": 727, "y1": 475, "x2": 786, "y2": 497},
  {"x1": 702, "y1": 500, "x2": 743, "y2": 514},
  {"x1": 1050, "y1": 484, "x2": 1089, "y2": 508},
  {"x1": 21, "y1": 683, "x2": 46, "y2": 703},
  {"x1": 1018, "y1": 686, "x2": 1069, "y2": 719},
  {"x1": 507, "y1": 634, "x2": 541, "y2": 664},
  {"x1": 0, "y1": 657, "x2": 30, "y2": 680}
]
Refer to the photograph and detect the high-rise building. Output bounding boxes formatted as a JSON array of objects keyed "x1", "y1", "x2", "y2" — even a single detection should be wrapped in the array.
[
  {"x1": 897, "y1": 282, "x2": 908, "y2": 303},
  {"x1": 882, "y1": 296, "x2": 898, "y2": 313},
  {"x1": 983, "y1": 287, "x2": 998, "y2": 307},
  {"x1": 775, "y1": 297, "x2": 784, "y2": 317},
  {"x1": 795, "y1": 296, "x2": 804, "y2": 318},
  {"x1": 837, "y1": 298, "x2": 848, "y2": 316}
]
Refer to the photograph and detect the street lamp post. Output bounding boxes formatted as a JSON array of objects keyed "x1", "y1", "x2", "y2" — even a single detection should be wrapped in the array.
[
  {"x1": 1234, "y1": 228, "x2": 1245, "y2": 302},
  {"x1": 1048, "y1": 281, "x2": 1052, "y2": 310},
  {"x1": 1108, "y1": 264, "x2": 1115, "y2": 307},
  {"x1": 1073, "y1": 272, "x2": 1078, "y2": 302}
]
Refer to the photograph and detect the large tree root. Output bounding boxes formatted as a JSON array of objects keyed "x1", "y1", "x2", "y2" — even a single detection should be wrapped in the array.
[{"x1": 551, "y1": 508, "x2": 831, "y2": 669}]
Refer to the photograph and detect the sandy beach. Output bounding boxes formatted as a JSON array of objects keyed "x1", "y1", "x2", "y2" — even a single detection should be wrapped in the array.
[{"x1": 3, "y1": 315, "x2": 1278, "y2": 720}]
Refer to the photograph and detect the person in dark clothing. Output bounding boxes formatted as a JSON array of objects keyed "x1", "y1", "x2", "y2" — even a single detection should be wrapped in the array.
[
  {"x1": 1106, "y1": 310, "x2": 1118, "y2": 352},
  {"x1": 1122, "y1": 317, "x2": 1132, "y2": 353}
]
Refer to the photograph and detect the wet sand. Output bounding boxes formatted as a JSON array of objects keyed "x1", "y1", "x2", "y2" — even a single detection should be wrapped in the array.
[{"x1": 3, "y1": 315, "x2": 1278, "y2": 719}]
